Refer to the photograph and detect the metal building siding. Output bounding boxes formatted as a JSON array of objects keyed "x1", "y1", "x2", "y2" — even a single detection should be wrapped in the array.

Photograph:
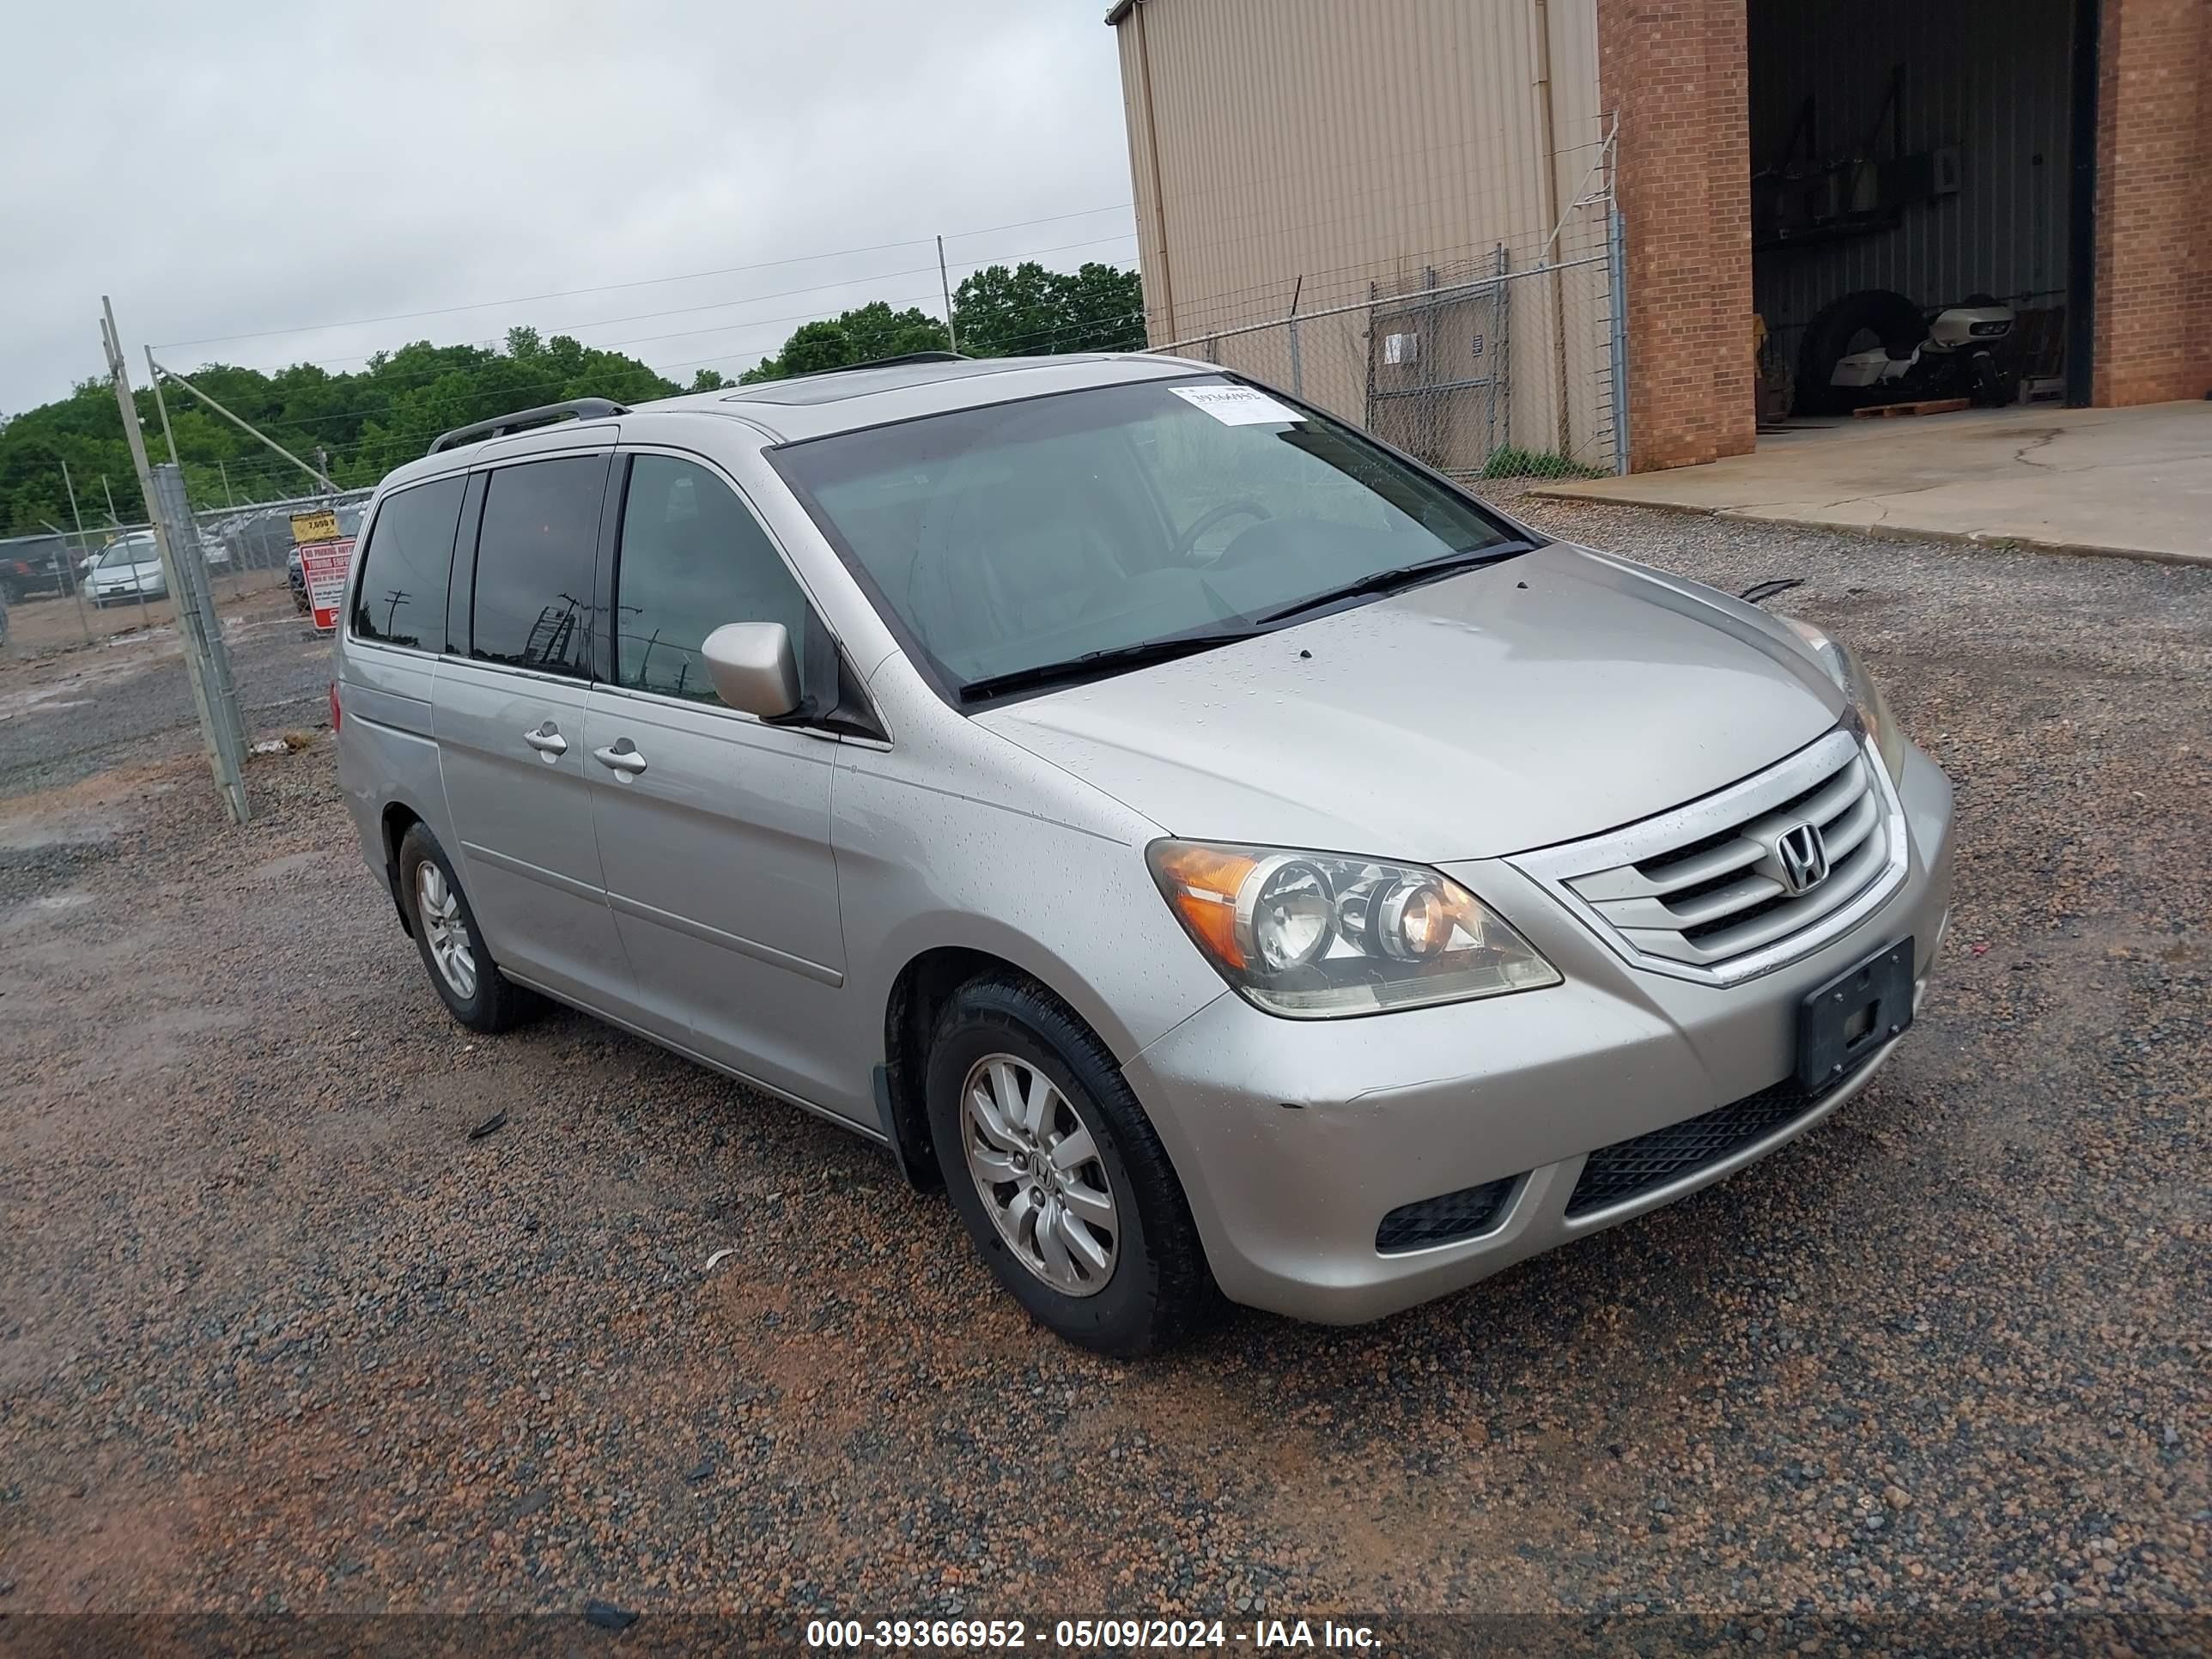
[
  {"x1": 1117, "y1": 16, "x2": 1176, "y2": 342},
  {"x1": 1121, "y1": 0, "x2": 1588, "y2": 339},
  {"x1": 1748, "y1": 0, "x2": 2075, "y2": 345},
  {"x1": 1115, "y1": 0, "x2": 1607, "y2": 458}
]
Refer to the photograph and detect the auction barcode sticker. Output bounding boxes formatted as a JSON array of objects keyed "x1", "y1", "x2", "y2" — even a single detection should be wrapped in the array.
[{"x1": 1168, "y1": 385, "x2": 1306, "y2": 425}]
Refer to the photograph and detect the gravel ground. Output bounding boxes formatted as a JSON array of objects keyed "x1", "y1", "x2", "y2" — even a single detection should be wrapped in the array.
[
  {"x1": 0, "y1": 568, "x2": 293, "y2": 659},
  {"x1": 0, "y1": 498, "x2": 2204, "y2": 1638},
  {"x1": 0, "y1": 587, "x2": 329, "y2": 803}
]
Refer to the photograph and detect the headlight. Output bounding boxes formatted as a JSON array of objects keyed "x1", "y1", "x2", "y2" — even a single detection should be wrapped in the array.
[
  {"x1": 1783, "y1": 617, "x2": 1905, "y2": 787},
  {"x1": 1147, "y1": 841, "x2": 1561, "y2": 1018}
]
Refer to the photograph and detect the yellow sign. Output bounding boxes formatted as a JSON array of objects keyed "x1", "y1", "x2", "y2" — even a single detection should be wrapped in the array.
[{"x1": 290, "y1": 509, "x2": 340, "y2": 544}]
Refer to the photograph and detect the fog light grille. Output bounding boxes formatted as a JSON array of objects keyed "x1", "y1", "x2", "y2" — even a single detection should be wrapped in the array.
[{"x1": 1375, "y1": 1176, "x2": 1516, "y2": 1254}]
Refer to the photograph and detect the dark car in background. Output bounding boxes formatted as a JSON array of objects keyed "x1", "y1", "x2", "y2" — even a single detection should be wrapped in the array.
[{"x1": 0, "y1": 534, "x2": 76, "y2": 603}]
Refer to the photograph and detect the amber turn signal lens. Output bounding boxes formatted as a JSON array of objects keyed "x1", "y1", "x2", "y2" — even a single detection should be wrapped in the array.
[{"x1": 1148, "y1": 842, "x2": 1258, "y2": 970}]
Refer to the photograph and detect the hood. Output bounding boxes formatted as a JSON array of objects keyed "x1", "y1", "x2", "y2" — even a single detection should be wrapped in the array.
[{"x1": 976, "y1": 544, "x2": 1845, "y2": 861}]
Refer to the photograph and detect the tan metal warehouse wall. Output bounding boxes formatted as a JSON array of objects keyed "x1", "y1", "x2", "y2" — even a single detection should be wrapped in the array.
[{"x1": 1115, "y1": 0, "x2": 1611, "y2": 465}]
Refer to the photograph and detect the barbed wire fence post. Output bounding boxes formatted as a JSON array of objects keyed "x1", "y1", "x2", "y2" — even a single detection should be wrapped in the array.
[
  {"x1": 56, "y1": 458, "x2": 94, "y2": 641},
  {"x1": 100, "y1": 295, "x2": 252, "y2": 825}
]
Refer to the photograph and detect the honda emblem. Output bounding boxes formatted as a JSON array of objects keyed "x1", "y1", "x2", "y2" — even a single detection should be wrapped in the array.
[{"x1": 1776, "y1": 823, "x2": 1831, "y2": 896}]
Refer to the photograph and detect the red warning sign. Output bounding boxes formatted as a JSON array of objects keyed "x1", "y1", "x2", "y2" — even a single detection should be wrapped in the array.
[{"x1": 299, "y1": 538, "x2": 356, "y2": 633}]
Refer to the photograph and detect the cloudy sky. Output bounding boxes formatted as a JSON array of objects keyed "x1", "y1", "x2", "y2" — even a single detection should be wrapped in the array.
[{"x1": 1, "y1": 0, "x2": 1136, "y2": 415}]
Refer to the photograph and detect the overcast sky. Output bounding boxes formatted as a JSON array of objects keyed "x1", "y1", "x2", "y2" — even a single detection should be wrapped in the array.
[{"x1": 1, "y1": 0, "x2": 1136, "y2": 416}]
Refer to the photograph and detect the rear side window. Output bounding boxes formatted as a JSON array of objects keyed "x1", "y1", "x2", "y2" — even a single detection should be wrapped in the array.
[
  {"x1": 470, "y1": 457, "x2": 605, "y2": 678},
  {"x1": 611, "y1": 455, "x2": 814, "y2": 705},
  {"x1": 349, "y1": 477, "x2": 464, "y2": 651}
]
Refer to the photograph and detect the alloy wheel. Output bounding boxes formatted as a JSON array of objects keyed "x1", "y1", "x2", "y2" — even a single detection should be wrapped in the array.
[
  {"x1": 415, "y1": 862, "x2": 477, "y2": 1000},
  {"x1": 960, "y1": 1054, "x2": 1121, "y2": 1297}
]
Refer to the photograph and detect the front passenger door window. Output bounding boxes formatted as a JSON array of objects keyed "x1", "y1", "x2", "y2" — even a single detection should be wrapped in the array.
[{"x1": 613, "y1": 454, "x2": 814, "y2": 705}]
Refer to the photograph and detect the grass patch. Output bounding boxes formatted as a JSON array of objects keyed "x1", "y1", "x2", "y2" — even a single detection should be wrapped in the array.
[{"x1": 1479, "y1": 447, "x2": 1608, "y2": 481}]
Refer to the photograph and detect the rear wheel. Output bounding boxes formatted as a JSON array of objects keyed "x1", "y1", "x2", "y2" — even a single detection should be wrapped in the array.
[
  {"x1": 397, "y1": 823, "x2": 540, "y2": 1034},
  {"x1": 926, "y1": 975, "x2": 1218, "y2": 1356}
]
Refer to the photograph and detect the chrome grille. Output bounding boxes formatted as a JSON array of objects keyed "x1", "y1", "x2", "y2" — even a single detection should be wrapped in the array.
[{"x1": 1510, "y1": 729, "x2": 1907, "y2": 987}]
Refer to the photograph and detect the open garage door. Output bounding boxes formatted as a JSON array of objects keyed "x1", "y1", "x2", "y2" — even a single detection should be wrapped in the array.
[{"x1": 1747, "y1": 0, "x2": 2095, "y2": 426}]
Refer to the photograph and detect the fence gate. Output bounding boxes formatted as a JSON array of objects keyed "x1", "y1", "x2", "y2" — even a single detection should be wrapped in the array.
[{"x1": 1364, "y1": 250, "x2": 1511, "y2": 476}]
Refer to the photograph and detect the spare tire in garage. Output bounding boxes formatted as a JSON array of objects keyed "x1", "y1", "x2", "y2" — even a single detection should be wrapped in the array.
[{"x1": 1795, "y1": 289, "x2": 1927, "y2": 416}]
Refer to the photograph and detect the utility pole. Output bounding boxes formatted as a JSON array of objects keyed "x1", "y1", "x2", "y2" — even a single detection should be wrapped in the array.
[
  {"x1": 101, "y1": 296, "x2": 250, "y2": 824},
  {"x1": 937, "y1": 234, "x2": 958, "y2": 354}
]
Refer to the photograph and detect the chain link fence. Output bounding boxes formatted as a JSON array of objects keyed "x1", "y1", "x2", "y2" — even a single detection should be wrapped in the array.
[
  {"x1": 1, "y1": 486, "x2": 371, "y2": 657},
  {"x1": 1154, "y1": 203, "x2": 1628, "y2": 485}
]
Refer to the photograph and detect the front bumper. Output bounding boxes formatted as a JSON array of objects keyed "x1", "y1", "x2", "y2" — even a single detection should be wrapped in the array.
[{"x1": 1122, "y1": 742, "x2": 1955, "y2": 1324}]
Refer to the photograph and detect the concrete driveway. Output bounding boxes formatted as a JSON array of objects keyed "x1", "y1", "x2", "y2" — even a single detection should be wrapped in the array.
[{"x1": 1537, "y1": 400, "x2": 2212, "y2": 565}]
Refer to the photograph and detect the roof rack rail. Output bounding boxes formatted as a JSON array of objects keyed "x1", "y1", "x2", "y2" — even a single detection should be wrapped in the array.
[
  {"x1": 428, "y1": 397, "x2": 628, "y2": 455},
  {"x1": 813, "y1": 350, "x2": 969, "y2": 374}
]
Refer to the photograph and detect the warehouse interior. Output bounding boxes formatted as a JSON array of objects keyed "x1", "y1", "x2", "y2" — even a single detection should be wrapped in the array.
[{"x1": 1745, "y1": 0, "x2": 2094, "y2": 428}]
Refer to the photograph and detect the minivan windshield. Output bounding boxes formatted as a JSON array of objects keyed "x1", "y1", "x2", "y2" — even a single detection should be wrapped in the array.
[{"x1": 772, "y1": 374, "x2": 1534, "y2": 701}]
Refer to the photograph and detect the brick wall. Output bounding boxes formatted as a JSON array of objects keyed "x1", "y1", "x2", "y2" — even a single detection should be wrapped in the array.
[
  {"x1": 1597, "y1": 0, "x2": 1758, "y2": 471},
  {"x1": 2094, "y1": 0, "x2": 2212, "y2": 405}
]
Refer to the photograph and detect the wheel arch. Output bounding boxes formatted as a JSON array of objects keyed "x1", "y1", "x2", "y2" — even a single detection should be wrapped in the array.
[
  {"x1": 874, "y1": 935, "x2": 1158, "y2": 1194},
  {"x1": 380, "y1": 802, "x2": 426, "y2": 936}
]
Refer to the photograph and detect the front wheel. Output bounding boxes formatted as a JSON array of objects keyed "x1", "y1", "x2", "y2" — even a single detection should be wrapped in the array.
[{"x1": 926, "y1": 975, "x2": 1219, "y2": 1356}]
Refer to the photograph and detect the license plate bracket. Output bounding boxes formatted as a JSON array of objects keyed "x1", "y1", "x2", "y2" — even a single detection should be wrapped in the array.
[{"x1": 1797, "y1": 938, "x2": 1914, "y2": 1092}]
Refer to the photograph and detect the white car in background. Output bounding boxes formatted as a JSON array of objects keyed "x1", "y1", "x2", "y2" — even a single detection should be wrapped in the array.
[
  {"x1": 89, "y1": 534, "x2": 166, "y2": 606},
  {"x1": 88, "y1": 529, "x2": 234, "y2": 606}
]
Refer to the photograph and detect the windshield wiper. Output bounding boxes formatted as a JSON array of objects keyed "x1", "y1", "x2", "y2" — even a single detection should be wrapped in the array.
[
  {"x1": 1252, "y1": 542, "x2": 1535, "y2": 626},
  {"x1": 958, "y1": 627, "x2": 1259, "y2": 703}
]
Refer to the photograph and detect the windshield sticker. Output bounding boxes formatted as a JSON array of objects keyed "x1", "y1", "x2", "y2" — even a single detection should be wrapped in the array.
[{"x1": 1168, "y1": 385, "x2": 1307, "y2": 426}]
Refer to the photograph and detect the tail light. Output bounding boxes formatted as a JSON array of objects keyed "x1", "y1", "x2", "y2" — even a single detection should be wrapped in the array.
[{"x1": 328, "y1": 680, "x2": 341, "y2": 732}]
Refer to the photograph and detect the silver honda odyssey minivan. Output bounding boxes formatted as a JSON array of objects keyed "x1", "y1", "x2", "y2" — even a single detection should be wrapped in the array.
[{"x1": 335, "y1": 353, "x2": 1954, "y2": 1355}]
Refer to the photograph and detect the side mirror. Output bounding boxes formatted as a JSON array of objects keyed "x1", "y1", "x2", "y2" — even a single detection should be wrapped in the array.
[{"x1": 702, "y1": 621, "x2": 801, "y2": 718}]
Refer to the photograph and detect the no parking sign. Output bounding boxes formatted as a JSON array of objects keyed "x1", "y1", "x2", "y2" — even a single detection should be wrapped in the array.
[{"x1": 298, "y1": 538, "x2": 355, "y2": 632}]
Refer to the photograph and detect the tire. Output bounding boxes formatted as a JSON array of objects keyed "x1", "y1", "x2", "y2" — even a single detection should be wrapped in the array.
[
  {"x1": 396, "y1": 822, "x2": 541, "y2": 1034},
  {"x1": 926, "y1": 975, "x2": 1219, "y2": 1357},
  {"x1": 1795, "y1": 289, "x2": 1927, "y2": 416}
]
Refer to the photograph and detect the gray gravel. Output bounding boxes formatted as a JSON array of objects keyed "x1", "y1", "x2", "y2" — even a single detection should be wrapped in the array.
[
  {"x1": 0, "y1": 500, "x2": 2205, "y2": 1631},
  {"x1": 0, "y1": 588, "x2": 331, "y2": 803}
]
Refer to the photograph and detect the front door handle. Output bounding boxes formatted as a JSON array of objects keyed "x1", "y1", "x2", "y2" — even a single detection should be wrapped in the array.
[
  {"x1": 593, "y1": 739, "x2": 647, "y2": 777},
  {"x1": 523, "y1": 722, "x2": 568, "y2": 759}
]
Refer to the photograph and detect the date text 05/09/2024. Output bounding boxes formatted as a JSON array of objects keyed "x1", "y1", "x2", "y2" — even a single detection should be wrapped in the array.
[{"x1": 804, "y1": 1618, "x2": 1382, "y2": 1650}]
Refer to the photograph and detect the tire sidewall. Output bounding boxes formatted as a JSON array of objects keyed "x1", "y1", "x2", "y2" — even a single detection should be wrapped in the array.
[
  {"x1": 398, "y1": 827, "x2": 497, "y2": 1027},
  {"x1": 927, "y1": 993, "x2": 1165, "y2": 1354}
]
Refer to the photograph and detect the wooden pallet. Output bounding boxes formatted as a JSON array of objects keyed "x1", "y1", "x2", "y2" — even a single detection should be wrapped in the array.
[{"x1": 1854, "y1": 397, "x2": 1972, "y2": 419}]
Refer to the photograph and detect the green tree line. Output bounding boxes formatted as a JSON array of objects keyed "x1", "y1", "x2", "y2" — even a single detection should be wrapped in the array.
[{"x1": 0, "y1": 261, "x2": 1144, "y2": 538}]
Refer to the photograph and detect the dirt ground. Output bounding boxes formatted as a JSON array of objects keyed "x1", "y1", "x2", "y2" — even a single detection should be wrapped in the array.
[
  {"x1": 3, "y1": 568, "x2": 293, "y2": 660},
  {"x1": 0, "y1": 495, "x2": 2204, "y2": 1638}
]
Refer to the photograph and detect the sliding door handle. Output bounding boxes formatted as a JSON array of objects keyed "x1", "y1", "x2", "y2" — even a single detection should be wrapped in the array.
[{"x1": 593, "y1": 740, "x2": 647, "y2": 777}]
